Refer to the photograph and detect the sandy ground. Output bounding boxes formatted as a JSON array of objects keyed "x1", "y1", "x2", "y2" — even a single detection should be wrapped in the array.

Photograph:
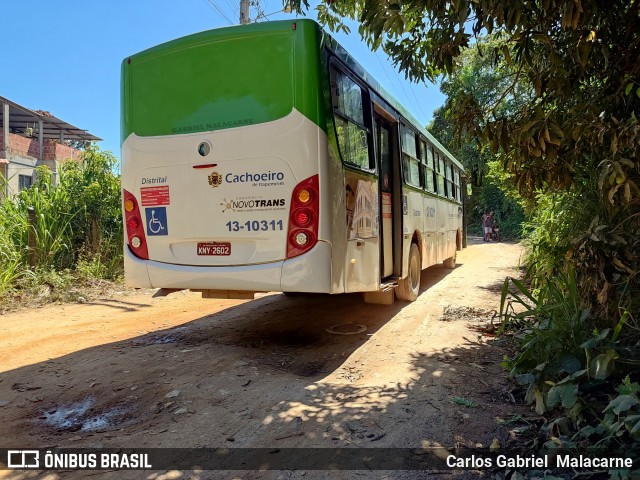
[{"x1": 0, "y1": 238, "x2": 525, "y2": 480}]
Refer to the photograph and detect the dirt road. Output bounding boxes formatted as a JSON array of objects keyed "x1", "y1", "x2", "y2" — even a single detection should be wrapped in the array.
[{"x1": 0, "y1": 239, "x2": 524, "y2": 479}]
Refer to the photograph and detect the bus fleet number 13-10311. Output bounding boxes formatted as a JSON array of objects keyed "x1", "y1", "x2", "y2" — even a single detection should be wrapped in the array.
[{"x1": 225, "y1": 220, "x2": 284, "y2": 232}]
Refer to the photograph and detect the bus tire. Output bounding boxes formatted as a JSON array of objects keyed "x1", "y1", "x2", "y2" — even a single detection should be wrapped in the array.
[
  {"x1": 443, "y1": 252, "x2": 457, "y2": 269},
  {"x1": 396, "y1": 243, "x2": 421, "y2": 302}
]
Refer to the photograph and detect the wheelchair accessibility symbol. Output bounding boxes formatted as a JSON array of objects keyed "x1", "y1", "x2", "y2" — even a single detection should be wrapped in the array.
[{"x1": 145, "y1": 207, "x2": 168, "y2": 236}]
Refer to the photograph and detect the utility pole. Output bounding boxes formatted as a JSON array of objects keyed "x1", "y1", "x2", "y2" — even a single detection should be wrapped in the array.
[{"x1": 240, "y1": 0, "x2": 250, "y2": 24}]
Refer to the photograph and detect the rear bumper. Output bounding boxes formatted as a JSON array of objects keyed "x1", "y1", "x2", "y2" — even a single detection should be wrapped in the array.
[{"x1": 124, "y1": 241, "x2": 332, "y2": 293}]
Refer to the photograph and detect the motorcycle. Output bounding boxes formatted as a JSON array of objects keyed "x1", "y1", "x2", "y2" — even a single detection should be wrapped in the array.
[{"x1": 491, "y1": 223, "x2": 501, "y2": 242}]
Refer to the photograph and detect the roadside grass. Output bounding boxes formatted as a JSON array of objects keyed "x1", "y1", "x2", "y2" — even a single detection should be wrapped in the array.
[
  {"x1": 498, "y1": 270, "x2": 640, "y2": 475},
  {"x1": 0, "y1": 146, "x2": 124, "y2": 311},
  {"x1": 0, "y1": 266, "x2": 127, "y2": 314}
]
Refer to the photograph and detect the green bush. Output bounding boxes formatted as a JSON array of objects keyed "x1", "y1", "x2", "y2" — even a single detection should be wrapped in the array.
[
  {"x1": 524, "y1": 178, "x2": 640, "y2": 327},
  {"x1": 0, "y1": 146, "x2": 123, "y2": 296},
  {"x1": 500, "y1": 268, "x2": 595, "y2": 412},
  {"x1": 500, "y1": 271, "x2": 640, "y2": 466}
]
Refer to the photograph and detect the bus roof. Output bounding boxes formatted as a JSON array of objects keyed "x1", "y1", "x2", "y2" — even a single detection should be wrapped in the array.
[
  {"x1": 125, "y1": 18, "x2": 462, "y2": 170},
  {"x1": 127, "y1": 20, "x2": 299, "y2": 61},
  {"x1": 319, "y1": 24, "x2": 463, "y2": 170}
]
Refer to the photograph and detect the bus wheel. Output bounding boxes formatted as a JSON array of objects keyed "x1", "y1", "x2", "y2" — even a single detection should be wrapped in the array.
[
  {"x1": 443, "y1": 252, "x2": 457, "y2": 269},
  {"x1": 396, "y1": 243, "x2": 421, "y2": 302}
]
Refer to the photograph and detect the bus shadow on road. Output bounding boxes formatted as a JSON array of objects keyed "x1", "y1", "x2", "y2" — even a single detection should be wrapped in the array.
[{"x1": 268, "y1": 339, "x2": 518, "y2": 450}]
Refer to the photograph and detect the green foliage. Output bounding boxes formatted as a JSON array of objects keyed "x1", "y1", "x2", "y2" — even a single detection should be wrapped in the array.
[
  {"x1": 500, "y1": 268, "x2": 593, "y2": 386},
  {"x1": 0, "y1": 229, "x2": 24, "y2": 291},
  {"x1": 569, "y1": 375, "x2": 640, "y2": 457},
  {"x1": 0, "y1": 146, "x2": 123, "y2": 297},
  {"x1": 452, "y1": 396, "x2": 479, "y2": 408},
  {"x1": 428, "y1": 44, "x2": 527, "y2": 240},
  {"x1": 500, "y1": 272, "x2": 640, "y2": 460},
  {"x1": 291, "y1": 0, "x2": 640, "y2": 204},
  {"x1": 524, "y1": 177, "x2": 640, "y2": 324},
  {"x1": 441, "y1": 154, "x2": 526, "y2": 239},
  {"x1": 474, "y1": 161, "x2": 526, "y2": 239},
  {"x1": 522, "y1": 191, "x2": 577, "y2": 285},
  {"x1": 16, "y1": 166, "x2": 75, "y2": 267},
  {"x1": 500, "y1": 266, "x2": 636, "y2": 393}
]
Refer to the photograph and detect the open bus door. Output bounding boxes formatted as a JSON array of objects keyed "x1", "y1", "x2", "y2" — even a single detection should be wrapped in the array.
[
  {"x1": 461, "y1": 173, "x2": 468, "y2": 248},
  {"x1": 375, "y1": 114, "x2": 395, "y2": 279},
  {"x1": 373, "y1": 108, "x2": 403, "y2": 284}
]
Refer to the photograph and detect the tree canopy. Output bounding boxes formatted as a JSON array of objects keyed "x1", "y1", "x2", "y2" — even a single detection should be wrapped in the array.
[
  {"x1": 427, "y1": 37, "x2": 527, "y2": 239},
  {"x1": 290, "y1": 0, "x2": 640, "y2": 203},
  {"x1": 290, "y1": 0, "x2": 640, "y2": 316}
]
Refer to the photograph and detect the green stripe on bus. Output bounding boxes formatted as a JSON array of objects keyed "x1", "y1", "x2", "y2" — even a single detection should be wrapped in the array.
[{"x1": 121, "y1": 20, "x2": 325, "y2": 143}]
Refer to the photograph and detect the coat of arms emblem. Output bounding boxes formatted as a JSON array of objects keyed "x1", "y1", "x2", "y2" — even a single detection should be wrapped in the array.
[{"x1": 208, "y1": 172, "x2": 223, "y2": 188}]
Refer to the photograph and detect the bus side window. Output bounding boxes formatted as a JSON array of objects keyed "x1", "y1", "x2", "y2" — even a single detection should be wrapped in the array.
[
  {"x1": 436, "y1": 153, "x2": 446, "y2": 196},
  {"x1": 419, "y1": 139, "x2": 428, "y2": 191},
  {"x1": 401, "y1": 123, "x2": 420, "y2": 187},
  {"x1": 423, "y1": 141, "x2": 435, "y2": 192},
  {"x1": 454, "y1": 169, "x2": 461, "y2": 202},
  {"x1": 449, "y1": 164, "x2": 457, "y2": 200},
  {"x1": 446, "y1": 162, "x2": 455, "y2": 199},
  {"x1": 429, "y1": 146, "x2": 438, "y2": 193},
  {"x1": 330, "y1": 67, "x2": 373, "y2": 171}
]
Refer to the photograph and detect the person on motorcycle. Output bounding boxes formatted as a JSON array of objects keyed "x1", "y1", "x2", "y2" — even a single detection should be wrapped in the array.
[{"x1": 484, "y1": 211, "x2": 495, "y2": 242}]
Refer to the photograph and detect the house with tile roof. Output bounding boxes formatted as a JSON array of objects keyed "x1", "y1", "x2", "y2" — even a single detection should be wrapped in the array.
[{"x1": 0, "y1": 96, "x2": 100, "y2": 196}]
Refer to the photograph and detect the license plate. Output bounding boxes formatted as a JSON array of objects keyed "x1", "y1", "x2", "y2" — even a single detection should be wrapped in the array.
[{"x1": 197, "y1": 242, "x2": 231, "y2": 256}]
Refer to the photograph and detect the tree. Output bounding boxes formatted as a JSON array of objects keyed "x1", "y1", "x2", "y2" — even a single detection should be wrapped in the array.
[
  {"x1": 59, "y1": 145, "x2": 122, "y2": 256},
  {"x1": 428, "y1": 34, "x2": 522, "y2": 203},
  {"x1": 428, "y1": 36, "x2": 527, "y2": 238},
  {"x1": 290, "y1": 0, "x2": 640, "y2": 202},
  {"x1": 290, "y1": 0, "x2": 640, "y2": 315}
]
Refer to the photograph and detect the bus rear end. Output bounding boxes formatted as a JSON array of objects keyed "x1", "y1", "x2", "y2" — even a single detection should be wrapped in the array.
[{"x1": 121, "y1": 20, "x2": 331, "y2": 296}]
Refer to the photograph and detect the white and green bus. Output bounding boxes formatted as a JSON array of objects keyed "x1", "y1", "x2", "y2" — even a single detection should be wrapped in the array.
[{"x1": 121, "y1": 19, "x2": 464, "y2": 303}]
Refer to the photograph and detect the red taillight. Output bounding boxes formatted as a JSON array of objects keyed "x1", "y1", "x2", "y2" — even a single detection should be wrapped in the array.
[
  {"x1": 123, "y1": 189, "x2": 149, "y2": 260},
  {"x1": 127, "y1": 217, "x2": 139, "y2": 230},
  {"x1": 293, "y1": 208, "x2": 312, "y2": 227},
  {"x1": 287, "y1": 175, "x2": 319, "y2": 259}
]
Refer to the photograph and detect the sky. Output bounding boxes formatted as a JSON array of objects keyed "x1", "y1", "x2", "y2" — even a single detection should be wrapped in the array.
[{"x1": 3, "y1": 0, "x2": 445, "y2": 162}]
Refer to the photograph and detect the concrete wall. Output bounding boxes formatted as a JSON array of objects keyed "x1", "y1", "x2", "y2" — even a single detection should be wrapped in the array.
[{"x1": 4, "y1": 152, "x2": 38, "y2": 195}]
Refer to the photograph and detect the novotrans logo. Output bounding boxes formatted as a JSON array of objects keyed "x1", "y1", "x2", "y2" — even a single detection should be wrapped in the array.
[{"x1": 221, "y1": 197, "x2": 286, "y2": 213}]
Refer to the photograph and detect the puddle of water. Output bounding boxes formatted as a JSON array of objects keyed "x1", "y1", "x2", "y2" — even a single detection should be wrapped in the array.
[
  {"x1": 43, "y1": 397, "x2": 94, "y2": 431},
  {"x1": 42, "y1": 397, "x2": 129, "y2": 432},
  {"x1": 152, "y1": 335, "x2": 179, "y2": 344},
  {"x1": 152, "y1": 327, "x2": 188, "y2": 344},
  {"x1": 80, "y1": 407, "x2": 127, "y2": 431}
]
